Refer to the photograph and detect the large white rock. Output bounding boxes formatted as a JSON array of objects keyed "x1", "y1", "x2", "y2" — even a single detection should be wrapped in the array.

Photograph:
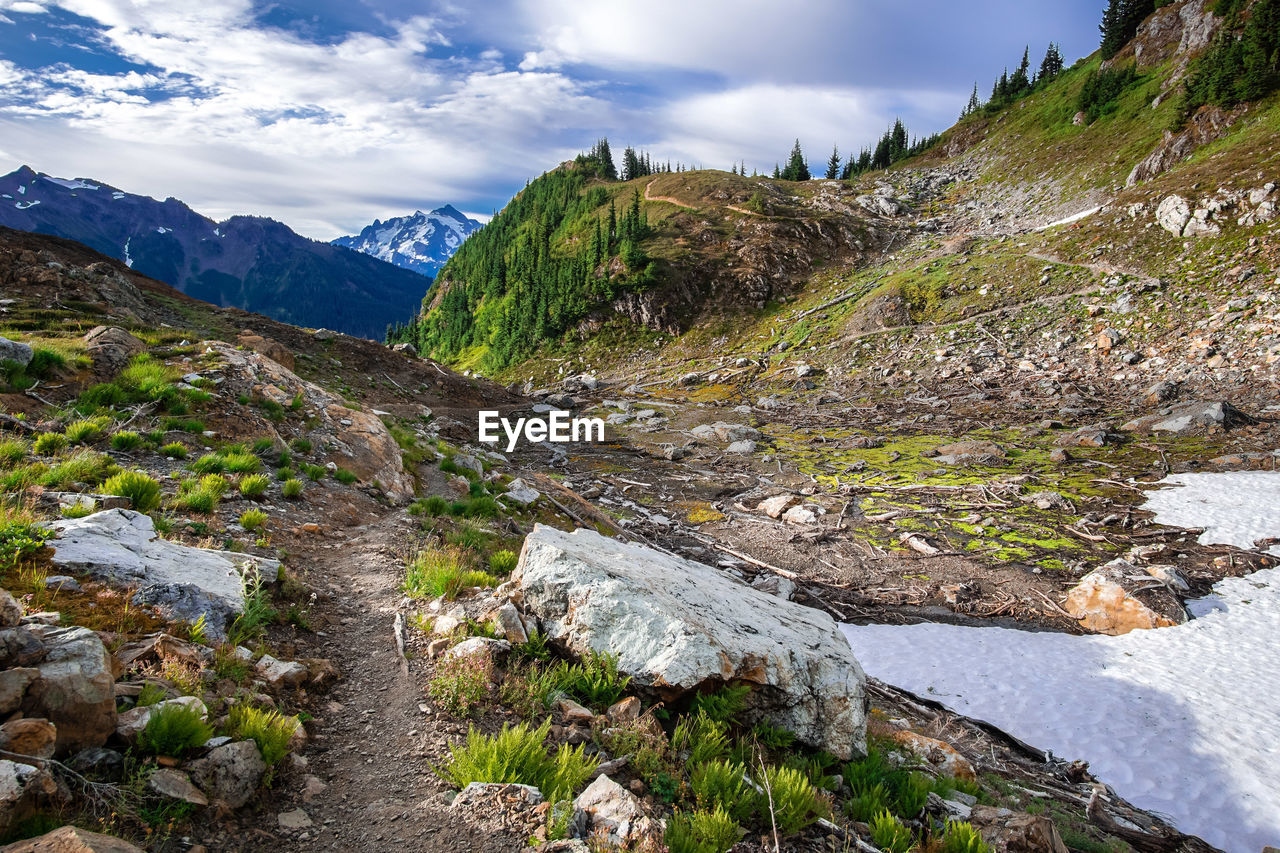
[
  {"x1": 513, "y1": 525, "x2": 867, "y2": 758},
  {"x1": 1155, "y1": 194, "x2": 1192, "y2": 236},
  {"x1": 51, "y1": 509, "x2": 279, "y2": 642}
]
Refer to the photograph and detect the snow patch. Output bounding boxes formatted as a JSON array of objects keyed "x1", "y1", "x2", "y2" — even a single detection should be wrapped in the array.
[
  {"x1": 841, "y1": 471, "x2": 1280, "y2": 853},
  {"x1": 122, "y1": 237, "x2": 133, "y2": 268},
  {"x1": 42, "y1": 176, "x2": 99, "y2": 191},
  {"x1": 112, "y1": 192, "x2": 125, "y2": 200},
  {"x1": 14, "y1": 200, "x2": 40, "y2": 210},
  {"x1": 1035, "y1": 205, "x2": 1101, "y2": 231}
]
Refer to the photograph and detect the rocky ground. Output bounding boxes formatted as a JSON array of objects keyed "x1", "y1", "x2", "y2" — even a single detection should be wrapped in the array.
[{"x1": 0, "y1": 138, "x2": 1274, "y2": 853}]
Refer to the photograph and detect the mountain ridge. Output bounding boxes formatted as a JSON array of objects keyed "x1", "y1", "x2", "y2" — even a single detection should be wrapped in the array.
[{"x1": 0, "y1": 165, "x2": 433, "y2": 340}]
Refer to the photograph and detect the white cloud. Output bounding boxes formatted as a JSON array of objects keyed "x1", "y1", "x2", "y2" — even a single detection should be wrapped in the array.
[{"x1": 0, "y1": 2, "x2": 48, "y2": 13}]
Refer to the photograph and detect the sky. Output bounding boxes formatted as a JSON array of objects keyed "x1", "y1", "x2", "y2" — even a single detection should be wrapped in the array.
[{"x1": 0, "y1": 1, "x2": 1107, "y2": 240}]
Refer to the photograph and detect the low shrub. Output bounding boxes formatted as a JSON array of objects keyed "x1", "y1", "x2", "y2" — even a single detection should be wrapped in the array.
[
  {"x1": 488, "y1": 549, "x2": 518, "y2": 574},
  {"x1": 301, "y1": 463, "x2": 327, "y2": 482},
  {"x1": 174, "y1": 488, "x2": 216, "y2": 514},
  {"x1": 239, "y1": 508, "x2": 268, "y2": 532},
  {"x1": 692, "y1": 683, "x2": 752, "y2": 726},
  {"x1": 939, "y1": 821, "x2": 991, "y2": 853},
  {"x1": 102, "y1": 470, "x2": 162, "y2": 513},
  {"x1": 760, "y1": 764, "x2": 824, "y2": 836},
  {"x1": 440, "y1": 718, "x2": 598, "y2": 802},
  {"x1": 38, "y1": 449, "x2": 115, "y2": 489},
  {"x1": 428, "y1": 652, "x2": 492, "y2": 716},
  {"x1": 411, "y1": 495, "x2": 449, "y2": 516},
  {"x1": 665, "y1": 807, "x2": 740, "y2": 853},
  {"x1": 190, "y1": 453, "x2": 225, "y2": 475},
  {"x1": 333, "y1": 468, "x2": 357, "y2": 485},
  {"x1": 109, "y1": 430, "x2": 143, "y2": 451},
  {"x1": 0, "y1": 440, "x2": 27, "y2": 467},
  {"x1": 558, "y1": 650, "x2": 631, "y2": 710},
  {"x1": 403, "y1": 548, "x2": 496, "y2": 600},
  {"x1": 282, "y1": 478, "x2": 304, "y2": 499},
  {"x1": 289, "y1": 437, "x2": 312, "y2": 454},
  {"x1": 64, "y1": 419, "x2": 105, "y2": 444},
  {"x1": 138, "y1": 703, "x2": 213, "y2": 758},
  {"x1": 200, "y1": 474, "x2": 229, "y2": 497},
  {"x1": 0, "y1": 510, "x2": 51, "y2": 570},
  {"x1": 160, "y1": 442, "x2": 188, "y2": 459},
  {"x1": 691, "y1": 760, "x2": 759, "y2": 824},
  {"x1": 221, "y1": 451, "x2": 260, "y2": 474},
  {"x1": 239, "y1": 474, "x2": 270, "y2": 499},
  {"x1": 32, "y1": 433, "x2": 67, "y2": 456},
  {"x1": 869, "y1": 810, "x2": 915, "y2": 853},
  {"x1": 227, "y1": 705, "x2": 297, "y2": 767}
]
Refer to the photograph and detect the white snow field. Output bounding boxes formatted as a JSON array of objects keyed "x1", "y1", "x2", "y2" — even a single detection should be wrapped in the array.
[{"x1": 841, "y1": 471, "x2": 1280, "y2": 853}]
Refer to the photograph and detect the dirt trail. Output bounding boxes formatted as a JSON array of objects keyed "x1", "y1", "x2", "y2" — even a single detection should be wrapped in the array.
[
  {"x1": 233, "y1": 513, "x2": 526, "y2": 853},
  {"x1": 643, "y1": 179, "x2": 697, "y2": 210}
]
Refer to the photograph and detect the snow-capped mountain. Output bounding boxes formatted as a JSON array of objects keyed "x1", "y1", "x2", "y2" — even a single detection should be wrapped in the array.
[
  {"x1": 0, "y1": 165, "x2": 432, "y2": 339},
  {"x1": 332, "y1": 205, "x2": 482, "y2": 278}
]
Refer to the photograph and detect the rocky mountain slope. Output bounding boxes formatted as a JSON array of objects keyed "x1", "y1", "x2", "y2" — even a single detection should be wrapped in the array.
[
  {"x1": 0, "y1": 167, "x2": 431, "y2": 340},
  {"x1": 332, "y1": 205, "x2": 483, "y2": 278}
]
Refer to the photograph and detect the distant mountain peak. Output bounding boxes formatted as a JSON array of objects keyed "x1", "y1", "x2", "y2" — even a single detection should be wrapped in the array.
[{"x1": 332, "y1": 206, "x2": 482, "y2": 278}]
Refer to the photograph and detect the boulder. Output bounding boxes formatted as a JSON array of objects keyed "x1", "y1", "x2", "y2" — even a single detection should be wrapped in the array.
[
  {"x1": 65, "y1": 747, "x2": 124, "y2": 783},
  {"x1": 502, "y1": 479, "x2": 540, "y2": 506},
  {"x1": 492, "y1": 603, "x2": 529, "y2": 645},
  {"x1": 51, "y1": 509, "x2": 280, "y2": 642},
  {"x1": 934, "y1": 441, "x2": 1005, "y2": 466},
  {"x1": 147, "y1": 768, "x2": 208, "y2": 806},
  {"x1": 0, "y1": 719, "x2": 57, "y2": 765},
  {"x1": 81, "y1": 327, "x2": 144, "y2": 376},
  {"x1": 391, "y1": 342, "x2": 417, "y2": 358},
  {"x1": 0, "y1": 760, "x2": 57, "y2": 838},
  {"x1": 0, "y1": 825, "x2": 145, "y2": 852},
  {"x1": 0, "y1": 337, "x2": 33, "y2": 368},
  {"x1": 726, "y1": 440, "x2": 757, "y2": 455},
  {"x1": 0, "y1": 669, "x2": 39, "y2": 715},
  {"x1": 1155, "y1": 195, "x2": 1192, "y2": 236},
  {"x1": 0, "y1": 629, "x2": 47, "y2": 669},
  {"x1": 782, "y1": 505, "x2": 818, "y2": 525},
  {"x1": 573, "y1": 775, "x2": 654, "y2": 847},
  {"x1": 1064, "y1": 559, "x2": 1188, "y2": 635},
  {"x1": 442, "y1": 637, "x2": 510, "y2": 665},
  {"x1": 0, "y1": 589, "x2": 21, "y2": 628},
  {"x1": 21, "y1": 627, "x2": 115, "y2": 755},
  {"x1": 757, "y1": 495, "x2": 796, "y2": 519},
  {"x1": 255, "y1": 654, "x2": 308, "y2": 689},
  {"x1": 236, "y1": 332, "x2": 295, "y2": 371},
  {"x1": 1121, "y1": 401, "x2": 1249, "y2": 435},
  {"x1": 971, "y1": 806, "x2": 1070, "y2": 853},
  {"x1": 186, "y1": 740, "x2": 266, "y2": 808},
  {"x1": 513, "y1": 525, "x2": 867, "y2": 758},
  {"x1": 201, "y1": 342, "x2": 414, "y2": 501}
]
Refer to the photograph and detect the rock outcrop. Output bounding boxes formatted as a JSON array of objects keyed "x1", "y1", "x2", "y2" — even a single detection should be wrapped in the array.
[
  {"x1": 0, "y1": 825, "x2": 145, "y2": 852},
  {"x1": 20, "y1": 627, "x2": 116, "y2": 755},
  {"x1": 51, "y1": 510, "x2": 278, "y2": 641},
  {"x1": 512, "y1": 525, "x2": 867, "y2": 759},
  {"x1": 81, "y1": 326, "x2": 144, "y2": 376}
]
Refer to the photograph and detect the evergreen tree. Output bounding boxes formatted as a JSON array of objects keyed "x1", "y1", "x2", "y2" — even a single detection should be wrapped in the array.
[
  {"x1": 962, "y1": 82, "x2": 982, "y2": 118},
  {"x1": 621, "y1": 147, "x2": 640, "y2": 182},
  {"x1": 1009, "y1": 47, "x2": 1031, "y2": 96},
  {"x1": 1038, "y1": 43, "x2": 1064, "y2": 84},
  {"x1": 780, "y1": 139, "x2": 810, "y2": 181},
  {"x1": 824, "y1": 145, "x2": 841, "y2": 180},
  {"x1": 596, "y1": 138, "x2": 617, "y2": 180},
  {"x1": 772, "y1": 163, "x2": 781, "y2": 179},
  {"x1": 1101, "y1": 0, "x2": 1155, "y2": 60}
]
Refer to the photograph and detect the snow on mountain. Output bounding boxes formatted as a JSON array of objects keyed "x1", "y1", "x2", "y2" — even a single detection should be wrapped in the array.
[{"x1": 331, "y1": 205, "x2": 482, "y2": 278}]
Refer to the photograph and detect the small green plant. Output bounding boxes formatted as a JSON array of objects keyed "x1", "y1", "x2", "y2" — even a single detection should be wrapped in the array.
[
  {"x1": 760, "y1": 764, "x2": 823, "y2": 836},
  {"x1": 440, "y1": 718, "x2": 598, "y2": 802},
  {"x1": 0, "y1": 439, "x2": 27, "y2": 467},
  {"x1": 240, "y1": 508, "x2": 268, "y2": 532},
  {"x1": 290, "y1": 437, "x2": 312, "y2": 454},
  {"x1": 692, "y1": 683, "x2": 752, "y2": 725},
  {"x1": 227, "y1": 705, "x2": 297, "y2": 767},
  {"x1": 445, "y1": 523, "x2": 492, "y2": 551},
  {"x1": 228, "y1": 564, "x2": 277, "y2": 645},
  {"x1": 282, "y1": 478, "x2": 304, "y2": 499},
  {"x1": 38, "y1": 448, "x2": 115, "y2": 489},
  {"x1": 691, "y1": 760, "x2": 759, "y2": 824},
  {"x1": 200, "y1": 473, "x2": 229, "y2": 497},
  {"x1": 138, "y1": 702, "x2": 213, "y2": 758},
  {"x1": 212, "y1": 645, "x2": 251, "y2": 683},
  {"x1": 32, "y1": 432, "x2": 67, "y2": 456},
  {"x1": 109, "y1": 430, "x2": 144, "y2": 451},
  {"x1": 0, "y1": 511, "x2": 51, "y2": 570},
  {"x1": 64, "y1": 418, "x2": 105, "y2": 444},
  {"x1": 558, "y1": 650, "x2": 631, "y2": 709},
  {"x1": 185, "y1": 613, "x2": 209, "y2": 646},
  {"x1": 27, "y1": 346, "x2": 67, "y2": 378},
  {"x1": 488, "y1": 549, "x2": 518, "y2": 574},
  {"x1": 190, "y1": 453, "x2": 225, "y2": 475},
  {"x1": 160, "y1": 442, "x2": 188, "y2": 459},
  {"x1": 428, "y1": 651, "x2": 492, "y2": 715},
  {"x1": 845, "y1": 782, "x2": 891, "y2": 822},
  {"x1": 251, "y1": 437, "x2": 275, "y2": 454},
  {"x1": 333, "y1": 467, "x2": 357, "y2": 485},
  {"x1": 102, "y1": 470, "x2": 162, "y2": 513},
  {"x1": 514, "y1": 629, "x2": 552, "y2": 661},
  {"x1": 60, "y1": 502, "x2": 94, "y2": 519},
  {"x1": 120, "y1": 354, "x2": 181, "y2": 404},
  {"x1": 869, "y1": 810, "x2": 915, "y2": 853},
  {"x1": 135, "y1": 683, "x2": 168, "y2": 707},
  {"x1": 302, "y1": 463, "x2": 327, "y2": 481},
  {"x1": 403, "y1": 548, "x2": 496, "y2": 600},
  {"x1": 752, "y1": 721, "x2": 796, "y2": 750},
  {"x1": 665, "y1": 807, "x2": 740, "y2": 853},
  {"x1": 673, "y1": 711, "x2": 729, "y2": 767},
  {"x1": 939, "y1": 821, "x2": 991, "y2": 853},
  {"x1": 174, "y1": 488, "x2": 216, "y2": 514},
  {"x1": 410, "y1": 495, "x2": 449, "y2": 517},
  {"x1": 221, "y1": 451, "x2": 261, "y2": 474},
  {"x1": 239, "y1": 473, "x2": 270, "y2": 498}
]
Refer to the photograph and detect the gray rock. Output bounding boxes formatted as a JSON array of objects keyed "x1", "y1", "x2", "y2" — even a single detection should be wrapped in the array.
[
  {"x1": 1064, "y1": 559, "x2": 1188, "y2": 635},
  {"x1": 1155, "y1": 195, "x2": 1192, "y2": 236},
  {"x1": 502, "y1": 478, "x2": 540, "y2": 506},
  {"x1": 255, "y1": 654, "x2": 308, "y2": 689},
  {"x1": 277, "y1": 808, "x2": 313, "y2": 830},
  {"x1": 757, "y1": 495, "x2": 796, "y2": 519},
  {"x1": 186, "y1": 739, "x2": 265, "y2": 808},
  {"x1": 573, "y1": 775, "x2": 654, "y2": 847},
  {"x1": 782, "y1": 505, "x2": 818, "y2": 525},
  {"x1": 726, "y1": 440, "x2": 757, "y2": 454},
  {"x1": 82, "y1": 326, "x2": 144, "y2": 375},
  {"x1": 750, "y1": 575, "x2": 796, "y2": 601},
  {"x1": 66, "y1": 746, "x2": 125, "y2": 782},
  {"x1": 43, "y1": 576, "x2": 81, "y2": 593},
  {"x1": 21, "y1": 626, "x2": 116, "y2": 755},
  {"x1": 0, "y1": 668, "x2": 39, "y2": 715},
  {"x1": 391, "y1": 342, "x2": 417, "y2": 357},
  {"x1": 0, "y1": 759, "x2": 56, "y2": 836},
  {"x1": 451, "y1": 782, "x2": 543, "y2": 809},
  {"x1": 115, "y1": 696, "x2": 208, "y2": 741},
  {"x1": 0, "y1": 627, "x2": 46, "y2": 668},
  {"x1": 677, "y1": 372, "x2": 702, "y2": 386},
  {"x1": 493, "y1": 603, "x2": 529, "y2": 645},
  {"x1": 0, "y1": 336, "x2": 34, "y2": 367},
  {"x1": 443, "y1": 637, "x2": 511, "y2": 664},
  {"x1": 51, "y1": 509, "x2": 280, "y2": 641},
  {"x1": 514, "y1": 525, "x2": 867, "y2": 759},
  {"x1": 0, "y1": 588, "x2": 21, "y2": 628},
  {"x1": 1122, "y1": 401, "x2": 1249, "y2": 434},
  {"x1": 148, "y1": 768, "x2": 208, "y2": 806}
]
